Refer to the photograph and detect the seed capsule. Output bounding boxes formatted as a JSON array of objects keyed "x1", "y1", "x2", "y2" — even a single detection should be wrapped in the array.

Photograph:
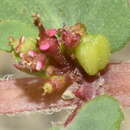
[{"x1": 74, "y1": 34, "x2": 111, "y2": 75}]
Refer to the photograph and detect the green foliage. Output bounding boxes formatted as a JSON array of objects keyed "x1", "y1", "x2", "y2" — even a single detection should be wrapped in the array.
[
  {"x1": 0, "y1": 20, "x2": 38, "y2": 51},
  {"x1": 67, "y1": 95, "x2": 124, "y2": 130},
  {"x1": 81, "y1": 0, "x2": 130, "y2": 52},
  {"x1": 49, "y1": 127, "x2": 61, "y2": 130},
  {"x1": 0, "y1": 0, "x2": 130, "y2": 52}
]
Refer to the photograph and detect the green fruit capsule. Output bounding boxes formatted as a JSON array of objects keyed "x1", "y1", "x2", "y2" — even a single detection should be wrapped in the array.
[{"x1": 74, "y1": 34, "x2": 111, "y2": 75}]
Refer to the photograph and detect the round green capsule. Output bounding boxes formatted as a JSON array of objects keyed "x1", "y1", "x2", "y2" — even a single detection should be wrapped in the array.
[{"x1": 74, "y1": 34, "x2": 111, "y2": 75}]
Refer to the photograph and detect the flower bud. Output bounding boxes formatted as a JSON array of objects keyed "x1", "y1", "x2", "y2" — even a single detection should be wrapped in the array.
[
  {"x1": 59, "y1": 23, "x2": 86, "y2": 49},
  {"x1": 45, "y1": 29, "x2": 57, "y2": 37},
  {"x1": 14, "y1": 51, "x2": 47, "y2": 73},
  {"x1": 43, "y1": 82, "x2": 53, "y2": 95}
]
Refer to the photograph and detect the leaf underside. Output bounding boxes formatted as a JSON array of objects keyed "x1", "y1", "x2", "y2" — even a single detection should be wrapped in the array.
[
  {"x1": 67, "y1": 95, "x2": 124, "y2": 130},
  {"x1": 0, "y1": 0, "x2": 130, "y2": 52}
]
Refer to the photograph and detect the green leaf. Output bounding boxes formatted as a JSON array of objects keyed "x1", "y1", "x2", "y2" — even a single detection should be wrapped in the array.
[
  {"x1": 0, "y1": 0, "x2": 130, "y2": 51},
  {"x1": 82, "y1": 0, "x2": 130, "y2": 52},
  {"x1": 49, "y1": 127, "x2": 61, "y2": 130},
  {"x1": 67, "y1": 95, "x2": 124, "y2": 130},
  {"x1": 0, "y1": 20, "x2": 38, "y2": 51}
]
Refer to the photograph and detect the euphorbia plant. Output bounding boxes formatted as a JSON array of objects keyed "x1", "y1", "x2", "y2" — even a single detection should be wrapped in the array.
[{"x1": 0, "y1": 0, "x2": 130, "y2": 130}]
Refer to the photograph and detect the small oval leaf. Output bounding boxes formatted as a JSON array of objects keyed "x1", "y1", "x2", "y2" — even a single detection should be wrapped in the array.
[{"x1": 67, "y1": 95, "x2": 124, "y2": 130}]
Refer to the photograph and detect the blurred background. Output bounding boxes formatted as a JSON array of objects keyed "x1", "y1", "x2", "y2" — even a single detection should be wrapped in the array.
[{"x1": 0, "y1": 42, "x2": 130, "y2": 130}]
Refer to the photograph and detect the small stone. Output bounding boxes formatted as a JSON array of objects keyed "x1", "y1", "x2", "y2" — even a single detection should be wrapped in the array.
[{"x1": 62, "y1": 90, "x2": 75, "y2": 100}]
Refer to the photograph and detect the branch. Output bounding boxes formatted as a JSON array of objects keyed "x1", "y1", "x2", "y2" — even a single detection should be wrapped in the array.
[{"x1": 0, "y1": 62, "x2": 130, "y2": 114}]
